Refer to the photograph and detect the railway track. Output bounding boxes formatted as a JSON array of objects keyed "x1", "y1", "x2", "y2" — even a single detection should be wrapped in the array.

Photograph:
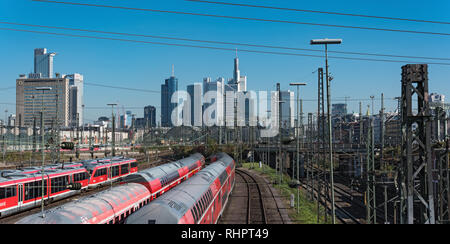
[
  {"x1": 0, "y1": 152, "x2": 173, "y2": 224},
  {"x1": 219, "y1": 169, "x2": 287, "y2": 224},
  {"x1": 301, "y1": 182, "x2": 362, "y2": 224},
  {"x1": 236, "y1": 169, "x2": 267, "y2": 224}
]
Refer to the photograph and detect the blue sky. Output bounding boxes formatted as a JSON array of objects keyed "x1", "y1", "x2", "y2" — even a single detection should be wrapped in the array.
[{"x1": 1, "y1": 0, "x2": 449, "y2": 123}]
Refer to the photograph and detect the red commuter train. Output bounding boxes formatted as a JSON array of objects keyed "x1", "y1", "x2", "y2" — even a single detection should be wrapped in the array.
[
  {"x1": 15, "y1": 153, "x2": 206, "y2": 224},
  {"x1": 0, "y1": 156, "x2": 135, "y2": 218},
  {"x1": 0, "y1": 167, "x2": 89, "y2": 218},
  {"x1": 81, "y1": 157, "x2": 138, "y2": 189},
  {"x1": 124, "y1": 152, "x2": 235, "y2": 224}
]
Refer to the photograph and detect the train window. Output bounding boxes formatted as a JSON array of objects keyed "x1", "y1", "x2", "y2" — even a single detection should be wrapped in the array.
[
  {"x1": 191, "y1": 209, "x2": 197, "y2": 223},
  {"x1": 199, "y1": 199, "x2": 204, "y2": 214},
  {"x1": 121, "y1": 164, "x2": 129, "y2": 175},
  {"x1": 0, "y1": 186, "x2": 16, "y2": 199},
  {"x1": 202, "y1": 197, "x2": 206, "y2": 211},
  {"x1": 130, "y1": 162, "x2": 137, "y2": 168},
  {"x1": 195, "y1": 203, "x2": 201, "y2": 221},
  {"x1": 51, "y1": 176, "x2": 68, "y2": 194},
  {"x1": 25, "y1": 180, "x2": 47, "y2": 200},
  {"x1": 6, "y1": 187, "x2": 16, "y2": 198},
  {"x1": 94, "y1": 168, "x2": 107, "y2": 177},
  {"x1": 111, "y1": 166, "x2": 120, "y2": 177},
  {"x1": 194, "y1": 205, "x2": 200, "y2": 222}
]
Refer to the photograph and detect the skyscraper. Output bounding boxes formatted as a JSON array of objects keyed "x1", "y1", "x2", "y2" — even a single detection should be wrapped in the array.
[
  {"x1": 17, "y1": 48, "x2": 83, "y2": 128},
  {"x1": 203, "y1": 77, "x2": 225, "y2": 126},
  {"x1": 233, "y1": 52, "x2": 247, "y2": 92},
  {"x1": 161, "y1": 73, "x2": 178, "y2": 127},
  {"x1": 33, "y1": 48, "x2": 56, "y2": 78},
  {"x1": 16, "y1": 76, "x2": 70, "y2": 127},
  {"x1": 144, "y1": 105, "x2": 156, "y2": 128},
  {"x1": 66, "y1": 73, "x2": 84, "y2": 127},
  {"x1": 187, "y1": 83, "x2": 203, "y2": 127},
  {"x1": 332, "y1": 104, "x2": 348, "y2": 117},
  {"x1": 280, "y1": 90, "x2": 294, "y2": 128}
]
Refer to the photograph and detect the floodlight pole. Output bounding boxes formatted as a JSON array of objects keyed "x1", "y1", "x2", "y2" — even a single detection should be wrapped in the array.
[{"x1": 311, "y1": 38, "x2": 342, "y2": 224}]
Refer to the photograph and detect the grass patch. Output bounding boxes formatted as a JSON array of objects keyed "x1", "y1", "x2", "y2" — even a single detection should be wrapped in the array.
[{"x1": 242, "y1": 162, "x2": 331, "y2": 224}]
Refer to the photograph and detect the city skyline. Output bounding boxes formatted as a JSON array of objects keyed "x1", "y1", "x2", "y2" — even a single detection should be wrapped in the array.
[{"x1": 1, "y1": 0, "x2": 449, "y2": 124}]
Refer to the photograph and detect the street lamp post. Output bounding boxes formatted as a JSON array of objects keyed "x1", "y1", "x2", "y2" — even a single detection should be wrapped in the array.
[
  {"x1": 36, "y1": 87, "x2": 52, "y2": 218},
  {"x1": 311, "y1": 38, "x2": 342, "y2": 224}
]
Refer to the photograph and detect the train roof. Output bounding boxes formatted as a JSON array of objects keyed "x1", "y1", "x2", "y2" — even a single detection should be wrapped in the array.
[
  {"x1": 125, "y1": 159, "x2": 230, "y2": 224},
  {"x1": 0, "y1": 167, "x2": 86, "y2": 184},
  {"x1": 81, "y1": 157, "x2": 135, "y2": 170},
  {"x1": 123, "y1": 153, "x2": 204, "y2": 185},
  {"x1": 16, "y1": 183, "x2": 148, "y2": 224}
]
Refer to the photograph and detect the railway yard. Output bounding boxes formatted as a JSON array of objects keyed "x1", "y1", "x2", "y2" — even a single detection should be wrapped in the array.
[
  {"x1": 0, "y1": 151, "x2": 297, "y2": 225},
  {"x1": 0, "y1": 151, "x2": 173, "y2": 224},
  {"x1": 219, "y1": 168, "x2": 291, "y2": 224}
]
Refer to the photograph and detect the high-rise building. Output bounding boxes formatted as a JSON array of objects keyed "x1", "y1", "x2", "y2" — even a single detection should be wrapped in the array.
[
  {"x1": 280, "y1": 90, "x2": 294, "y2": 128},
  {"x1": 144, "y1": 105, "x2": 156, "y2": 128},
  {"x1": 203, "y1": 77, "x2": 224, "y2": 126},
  {"x1": 18, "y1": 49, "x2": 83, "y2": 128},
  {"x1": 161, "y1": 74, "x2": 178, "y2": 127},
  {"x1": 187, "y1": 83, "x2": 203, "y2": 127},
  {"x1": 16, "y1": 76, "x2": 70, "y2": 127},
  {"x1": 430, "y1": 93, "x2": 445, "y2": 105},
  {"x1": 66, "y1": 73, "x2": 84, "y2": 127},
  {"x1": 33, "y1": 48, "x2": 56, "y2": 78},
  {"x1": 233, "y1": 53, "x2": 247, "y2": 92},
  {"x1": 332, "y1": 103, "x2": 348, "y2": 117}
]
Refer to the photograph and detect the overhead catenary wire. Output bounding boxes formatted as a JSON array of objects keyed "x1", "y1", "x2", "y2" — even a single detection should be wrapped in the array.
[
  {"x1": 186, "y1": 0, "x2": 450, "y2": 25},
  {"x1": 1, "y1": 21, "x2": 449, "y2": 61},
  {"x1": 31, "y1": 0, "x2": 450, "y2": 37},
  {"x1": 84, "y1": 82, "x2": 159, "y2": 94},
  {"x1": 2, "y1": 27, "x2": 450, "y2": 66}
]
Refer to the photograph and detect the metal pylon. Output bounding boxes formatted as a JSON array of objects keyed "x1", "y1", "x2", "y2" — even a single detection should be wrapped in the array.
[
  {"x1": 398, "y1": 64, "x2": 436, "y2": 224},
  {"x1": 366, "y1": 107, "x2": 376, "y2": 224},
  {"x1": 317, "y1": 67, "x2": 328, "y2": 222},
  {"x1": 435, "y1": 140, "x2": 450, "y2": 224}
]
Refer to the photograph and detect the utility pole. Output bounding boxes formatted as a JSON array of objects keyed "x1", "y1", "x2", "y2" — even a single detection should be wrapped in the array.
[
  {"x1": 380, "y1": 93, "x2": 385, "y2": 169},
  {"x1": 290, "y1": 82, "x2": 307, "y2": 215},
  {"x1": 290, "y1": 83, "x2": 307, "y2": 181},
  {"x1": 317, "y1": 67, "x2": 326, "y2": 222},
  {"x1": 107, "y1": 104, "x2": 117, "y2": 157},
  {"x1": 366, "y1": 100, "x2": 377, "y2": 224},
  {"x1": 3, "y1": 109, "x2": 8, "y2": 164},
  {"x1": 277, "y1": 83, "x2": 283, "y2": 185},
  {"x1": 56, "y1": 94, "x2": 60, "y2": 163},
  {"x1": 36, "y1": 87, "x2": 52, "y2": 218}
]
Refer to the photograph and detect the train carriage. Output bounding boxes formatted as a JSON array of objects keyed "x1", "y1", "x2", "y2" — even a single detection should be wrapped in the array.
[
  {"x1": 83, "y1": 157, "x2": 138, "y2": 189},
  {"x1": 0, "y1": 167, "x2": 89, "y2": 218},
  {"x1": 125, "y1": 153, "x2": 235, "y2": 224},
  {"x1": 15, "y1": 153, "x2": 206, "y2": 224},
  {"x1": 16, "y1": 183, "x2": 150, "y2": 224},
  {"x1": 122, "y1": 153, "x2": 205, "y2": 200}
]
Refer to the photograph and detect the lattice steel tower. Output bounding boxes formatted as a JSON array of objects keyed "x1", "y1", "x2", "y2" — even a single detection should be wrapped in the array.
[{"x1": 399, "y1": 64, "x2": 435, "y2": 224}]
